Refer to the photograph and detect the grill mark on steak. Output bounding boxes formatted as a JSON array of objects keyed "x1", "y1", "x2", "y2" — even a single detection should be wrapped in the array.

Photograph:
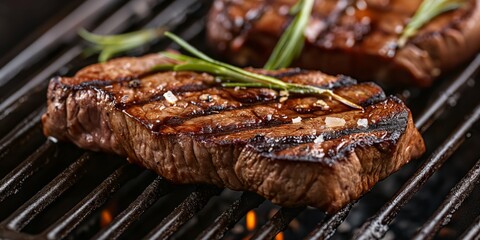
[
  {"x1": 55, "y1": 67, "x2": 387, "y2": 139},
  {"x1": 259, "y1": 130, "x2": 400, "y2": 165},
  {"x1": 62, "y1": 68, "x2": 356, "y2": 111},
  {"x1": 59, "y1": 77, "x2": 139, "y2": 90},
  {"x1": 265, "y1": 68, "x2": 308, "y2": 79},
  {"x1": 114, "y1": 83, "x2": 214, "y2": 109},
  {"x1": 313, "y1": 0, "x2": 356, "y2": 43},
  {"x1": 328, "y1": 75, "x2": 358, "y2": 88},
  {"x1": 208, "y1": 0, "x2": 480, "y2": 87},
  {"x1": 253, "y1": 111, "x2": 408, "y2": 164},
  {"x1": 314, "y1": 0, "x2": 376, "y2": 47},
  {"x1": 42, "y1": 55, "x2": 425, "y2": 213},
  {"x1": 199, "y1": 97, "x2": 406, "y2": 146},
  {"x1": 238, "y1": 0, "x2": 271, "y2": 34},
  {"x1": 57, "y1": 63, "x2": 384, "y2": 135},
  {"x1": 121, "y1": 82, "x2": 385, "y2": 135}
]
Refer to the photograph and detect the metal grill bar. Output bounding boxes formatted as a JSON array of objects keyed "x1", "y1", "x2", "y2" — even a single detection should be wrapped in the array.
[
  {"x1": 0, "y1": 47, "x2": 81, "y2": 131},
  {"x1": 1, "y1": 1, "x2": 480, "y2": 239},
  {"x1": 0, "y1": 106, "x2": 44, "y2": 148},
  {"x1": 460, "y1": 215, "x2": 480, "y2": 240},
  {"x1": 42, "y1": 165, "x2": 141, "y2": 239},
  {"x1": 145, "y1": 186, "x2": 221, "y2": 240},
  {"x1": 305, "y1": 203, "x2": 354, "y2": 240},
  {"x1": 197, "y1": 192, "x2": 265, "y2": 240},
  {"x1": 354, "y1": 103, "x2": 480, "y2": 240},
  {"x1": 1, "y1": 1, "x2": 212, "y2": 239},
  {"x1": 143, "y1": 0, "x2": 199, "y2": 29},
  {"x1": 251, "y1": 207, "x2": 305, "y2": 240},
  {"x1": 91, "y1": 0, "x2": 166, "y2": 34},
  {"x1": 0, "y1": 141, "x2": 55, "y2": 203},
  {"x1": 415, "y1": 54, "x2": 480, "y2": 132},
  {"x1": 0, "y1": 227, "x2": 34, "y2": 240},
  {"x1": 0, "y1": 0, "x2": 119, "y2": 88},
  {"x1": 0, "y1": 0, "x2": 202, "y2": 135},
  {"x1": 294, "y1": 54, "x2": 480, "y2": 240},
  {"x1": 412, "y1": 159, "x2": 480, "y2": 240},
  {"x1": 2, "y1": 152, "x2": 89, "y2": 231},
  {"x1": 0, "y1": 0, "x2": 163, "y2": 121},
  {"x1": 94, "y1": 177, "x2": 172, "y2": 240}
]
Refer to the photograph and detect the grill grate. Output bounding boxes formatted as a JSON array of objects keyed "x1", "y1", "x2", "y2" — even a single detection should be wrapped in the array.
[{"x1": 1, "y1": 1, "x2": 479, "y2": 239}]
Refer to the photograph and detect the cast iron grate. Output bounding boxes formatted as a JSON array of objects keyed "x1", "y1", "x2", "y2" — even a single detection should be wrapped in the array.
[{"x1": 0, "y1": 0, "x2": 479, "y2": 239}]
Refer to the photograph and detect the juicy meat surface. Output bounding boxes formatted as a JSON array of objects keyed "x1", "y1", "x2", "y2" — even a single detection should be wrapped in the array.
[
  {"x1": 207, "y1": 0, "x2": 480, "y2": 87},
  {"x1": 42, "y1": 54, "x2": 425, "y2": 213}
]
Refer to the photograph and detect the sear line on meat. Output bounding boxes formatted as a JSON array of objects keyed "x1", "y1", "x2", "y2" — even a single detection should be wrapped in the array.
[
  {"x1": 207, "y1": 0, "x2": 480, "y2": 87},
  {"x1": 42, "y1": 54, "x2": 425, "y2": 213}
]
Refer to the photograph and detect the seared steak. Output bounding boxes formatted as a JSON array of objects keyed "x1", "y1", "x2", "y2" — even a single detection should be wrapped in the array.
[
  {"x1": 42, "y1": 54, "x2": 425, "y2": 213},
  {"x1": 207, "y1": 0, "x2": 480, "y2": 87}
]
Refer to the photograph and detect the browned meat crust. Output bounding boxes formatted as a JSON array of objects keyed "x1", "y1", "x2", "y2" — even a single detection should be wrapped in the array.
[
  {"x1": 207, "y1": 0, "x2": 480, "y2": 87},
  {"x1": 42, "y1": 54, "x2": 425, "y2": 213}
]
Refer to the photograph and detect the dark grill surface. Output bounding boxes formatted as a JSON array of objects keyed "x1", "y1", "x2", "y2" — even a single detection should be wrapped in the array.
[{"x1": 0, "y1": 1, "x2": 479, "y2": 239}]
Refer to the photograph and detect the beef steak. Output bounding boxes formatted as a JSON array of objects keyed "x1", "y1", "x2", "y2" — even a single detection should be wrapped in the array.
[
  {"x1": 42, "y1": 54, "x2": 425, "y2": 213},
  {"x1": 207, "y1": 0, "x2": 480, "y2": 87}
]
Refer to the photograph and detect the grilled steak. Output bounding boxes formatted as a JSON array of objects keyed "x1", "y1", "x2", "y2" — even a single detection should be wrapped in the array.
[
  {"x1": 42, "y1": 54, "x2": 425, "y2": 213},
  {"x1": 207, "y1": 0, "x2": 480, "y2": 87}
]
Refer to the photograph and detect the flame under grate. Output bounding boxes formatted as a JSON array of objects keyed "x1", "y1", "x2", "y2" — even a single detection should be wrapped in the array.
[{"x1": 0, "y1": 0, "x2": 479, "y2": 239}]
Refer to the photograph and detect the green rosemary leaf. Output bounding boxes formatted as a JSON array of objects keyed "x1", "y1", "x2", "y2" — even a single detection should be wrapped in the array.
[
  {"x1": 222, "y1": 82, "x2": 276, "y2": 88},
  {"x1": 398, "y1": 0, "x2": 465, "y2": 47},
  {"x1": 288, "y1": 84, "x2": 362, "y2": 109},
  {"x1": 164, "y1": 32, "x2": 290, "y2": 88},
  {"x1": 289, "y1": 0, "x2": 303, "y2": 14},
  {"x1": 158, "y1": 32, "x2": 363, "y2": 110},
  {"x1": 164, "y1": 32, "x2": 215, "y2": 62},
  {"x1": 264, "y1": 0, "x2": 315, "y2": 70},
  {"x1": 79, "y1": 28, "x2": 161, "y2": 46},
  {"x1": 173, "y1": 62, "x2": 225, "y2": 75},
  {"x1": 160, "y1": 52, "x2": 197, "y2": 64},
  {"x1": 150, "y1": 64, "x2": 176, "y2": 72},
  {"x1": 78, "y1": 28, "x2": 166, "y2": 62},
  {"x1": 98, "y1": 43, "x2": 140, "y2": 62}
]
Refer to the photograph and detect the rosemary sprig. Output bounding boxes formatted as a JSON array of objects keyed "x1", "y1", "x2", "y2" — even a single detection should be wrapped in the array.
[
  {"x1": 78, "y1": 0, "x2": 314, "y2": 67},
  {"x1": 264, "y1": 0, "x2": 315, "y2": 70},
  {"x1": 78, "y1": 28, "x2": 166, "y2": 62},
  {"x1": 398, "y1": 0, "x2": 465, "y2": 47},
  {"x1": 156, "y1": 32, "x2": 362, "y2": 110}
]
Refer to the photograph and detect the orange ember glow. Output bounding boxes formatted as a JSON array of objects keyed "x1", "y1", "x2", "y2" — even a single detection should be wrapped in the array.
[
  {"x1": 246, "y1": 210, "x2": 257, "y2": 231},
  {"x1": 275, "y1": 232, "x2": 284, "y2": 240},
  {"x1": 100, "y1": 209, "x2": 113, "y2": 228}
]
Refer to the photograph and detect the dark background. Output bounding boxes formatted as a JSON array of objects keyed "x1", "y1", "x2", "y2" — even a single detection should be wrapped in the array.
[{"x1": 0, "y1": 0, "x2": 83, "y2": 59}]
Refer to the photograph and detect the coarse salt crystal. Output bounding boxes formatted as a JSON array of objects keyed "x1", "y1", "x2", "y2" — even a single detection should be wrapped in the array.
[
  {"x1": 48, "y1": 136, "x2": 58, "y2": 143},
  {"x1": 199, "y1": 94, "x2": 212, "y2": 102},
  {"x1": 292, "y1": 117, "x2": 302, "y2": 124},
  {"x1": 325, "y1": 117, "x2": 346, "y2": 128},
  {"x1": 163, "y1": 91, "x2": 178, "y2": 104},
  {"x1": 313, "y1": 99, "x2": 330, "y2": 110},
  {"x1": 278, "y1": 90, "x2": 289, "y2": 103},
  {"x1": 278, "y1": 5, "x2": 289, "y2": 15},
  {"x1": 279, "y1": 90, "x2": 289, "y2": 97},
  {"x1": 279, "y1": 96, "x2": 289, "y2": 103},
  {"x1": 357, "y1": 118, "x2": 368, "y2": 128},
  {"x1": 314, "y1": 135, "x2": 324, "y2": 144}
]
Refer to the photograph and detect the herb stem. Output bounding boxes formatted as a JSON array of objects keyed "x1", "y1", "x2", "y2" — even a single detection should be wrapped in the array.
[
  {"x1": 157, "y1": 32, "x2": 363, "y2": 110},
  {"x1": 164, "y1": 32, "x2": 290, "y2": 88},
  {"x1": 264, "y1": 0, "x2": 315, "y2": 70},
  {"x1": 398, "y1": 0, "x2": 465, "y2": 47},
  {"x1": 79, "y1": 28, "x2": 166, "y2": 62}
]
